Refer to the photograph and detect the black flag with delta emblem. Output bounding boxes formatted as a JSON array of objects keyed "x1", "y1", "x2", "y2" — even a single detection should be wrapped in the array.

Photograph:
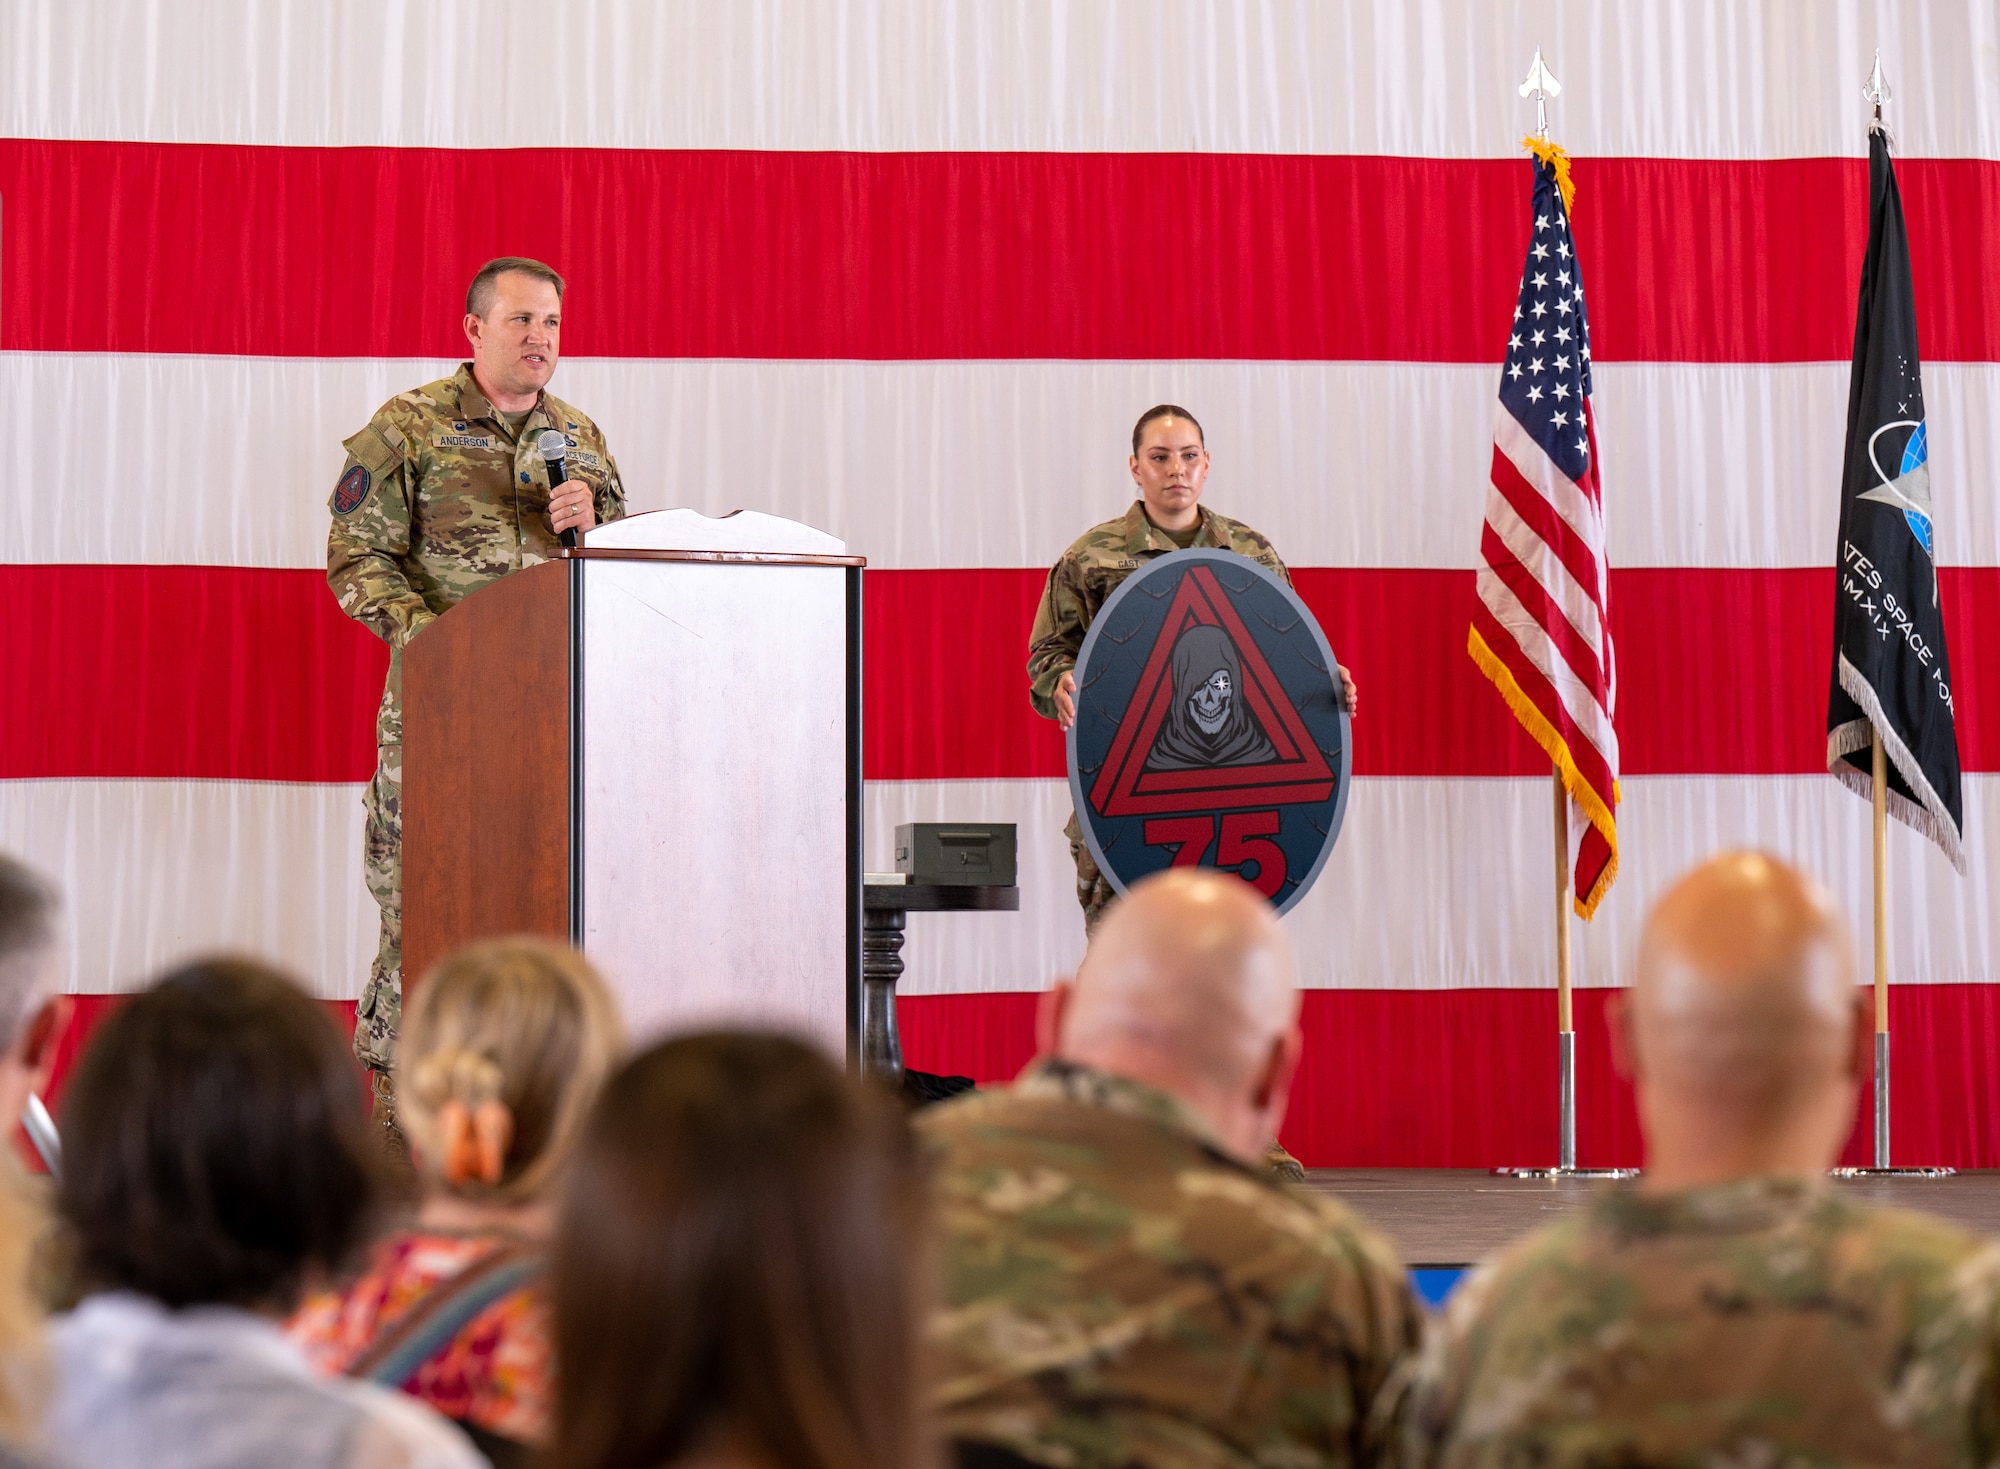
[{"x1": 1827, "y1": 126, "x2": 1965, "y2": 872}]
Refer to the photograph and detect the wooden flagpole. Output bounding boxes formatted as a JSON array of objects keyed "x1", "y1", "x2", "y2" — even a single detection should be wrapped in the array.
[
  {"x1": 1826, "y1": 57, "x2": 1949, "y2": 1181},
  {"x1": 1485, "y1": 49, "x2": 1631, "y2": 1180},
  {"x1": 1872, "y1": 729, "x2": 1890, "y2": 1167},
  {"x1": 1554, "y1": 767, "x2": 1576, "y2": 1170}
]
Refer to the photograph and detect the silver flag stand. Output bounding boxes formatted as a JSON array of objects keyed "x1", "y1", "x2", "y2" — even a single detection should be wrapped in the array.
[
  {"x1": 1826, "y1": 58, "x2": 1950, "y2": 1183},
  {"x1": 1489, "y1": 50, "x2": 1633, "y2": 1183},
  {"x1": 1830, "y1": 729, "x2": 1951, "y2": 1178},
  {"x1": 1493, "y1": 771, "x2": 1636, "y2": 1181}
]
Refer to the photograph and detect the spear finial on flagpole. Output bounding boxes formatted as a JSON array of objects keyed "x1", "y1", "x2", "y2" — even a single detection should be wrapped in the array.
[
  {"x1": 1520, "y1": 48, "x2": 1561, "y2": 142},
  {"x1": 1863, "y1": 50, "x2": 1890, "y2": 134}
]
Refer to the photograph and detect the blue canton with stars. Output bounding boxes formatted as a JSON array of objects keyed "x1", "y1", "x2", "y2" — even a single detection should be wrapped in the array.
[{"x1": 1499, "y1": 159, "x2": 1594, "y2": 485}]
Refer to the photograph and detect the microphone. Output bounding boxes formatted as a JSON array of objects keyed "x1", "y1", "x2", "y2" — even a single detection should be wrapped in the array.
[{"x1": 537, "y1": 429, "x2": 579, "y2": 549}]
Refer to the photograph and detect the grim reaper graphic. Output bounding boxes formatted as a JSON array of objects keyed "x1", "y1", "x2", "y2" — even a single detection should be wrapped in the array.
[{"x1": 1143, "y1": 624, "x2": 1279, "y2": 771}]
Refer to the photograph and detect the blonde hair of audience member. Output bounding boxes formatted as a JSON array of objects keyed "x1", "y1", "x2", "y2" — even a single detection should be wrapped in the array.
[
  {"x1": 398, "y1": 938, "x2": 624, "y2": 1228},
  {"x1": 0, "y1": 857, "x2": 71, "y2": 1441},
  {"x1": 1035, "y1": 868, "x2": 1302, "y2": 1163},
  {"x1": 1608, "y1": 850, "x2": 1868, "y2": 1194}
]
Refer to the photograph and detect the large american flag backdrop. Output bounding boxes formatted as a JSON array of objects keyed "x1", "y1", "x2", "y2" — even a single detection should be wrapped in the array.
[{"x1": 2, "y1": 2, "x2": 1996, "y2": 1167}]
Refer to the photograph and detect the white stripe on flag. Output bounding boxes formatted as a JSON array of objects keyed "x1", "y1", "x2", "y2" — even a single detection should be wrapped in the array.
[
  {"x1": 8, "y1": 355, "x2": 2000, "y2": 572},
  {"x1": 0, "y1": 778, "x2": 373, "y2": 1001},
  {"x1": 1483, "y1": 490, "x2": 1606, "y2": 661},
  {"x1": 1475, "y1": 566, "x2": 1620, "y2": 771},
  {"x1": 1493, "y1": 406, "x2": 1608, "y2": 569},
  {"x1": 4, "y1": 0, "x2": 1995, "y2": 159},
  {"x1": 8, "y1": 774, "x2": 1991, "y2": 1000}
]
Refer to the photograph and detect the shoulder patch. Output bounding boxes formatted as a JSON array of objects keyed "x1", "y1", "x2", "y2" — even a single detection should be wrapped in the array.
[{"x1": 333, "y1": 464, "x2": 371, "y2": 516}]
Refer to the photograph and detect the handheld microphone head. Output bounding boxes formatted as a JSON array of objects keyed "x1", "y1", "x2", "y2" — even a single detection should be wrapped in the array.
[{"x1": 538, "y1": 429, "x2": 579, "y2": 548}]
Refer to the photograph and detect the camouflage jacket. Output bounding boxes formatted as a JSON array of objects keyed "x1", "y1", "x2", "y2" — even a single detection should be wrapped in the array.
[
  {"x1": 1392, "y1": 1175, "x2": 2000, "y2": 1469},
  {"x1": 326, "y1": 363, "x2": 627, "y2": 746},
  {"x1": 1027, "y1": 502, "x2": 1290, "y2": 721},
  {"x1": 921, "y1": 1058, "x2": 1423, "y2": 1469}
]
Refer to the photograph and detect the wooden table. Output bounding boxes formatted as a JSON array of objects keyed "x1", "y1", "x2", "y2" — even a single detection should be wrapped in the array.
[{"x1": 861, "y1": 882, "x2": 1021, "y2": 1087}]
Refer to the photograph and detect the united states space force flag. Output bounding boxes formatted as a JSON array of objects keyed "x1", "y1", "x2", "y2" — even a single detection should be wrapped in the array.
[{"x1": 1828, "y1": 126, "x2": 1965, "y2": 871}]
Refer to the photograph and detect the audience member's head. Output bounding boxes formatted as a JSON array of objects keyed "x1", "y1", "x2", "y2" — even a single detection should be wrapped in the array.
[
  {"x1": 399, "y1": 937, "x2": 624, "y2": 1207},
  {"x1": 0, "y1": 855, "x2": 68, "y2": 1444},
  {"x1": 0, "y1": 855, "x2": 70, "y2": 1139},
  {"x1": 1037, "y1": 869, "x2": 1301, "y2": 1161},
  {"x1": 58, "y1": 957, "x2": 381, "y2": 1313},
  {"x1": 1616, "y1": 849, "x2": 1864, "y2": 1190},
  {"x1": 551, "y1": 1032, "x2": 929, "y2": 1469}
]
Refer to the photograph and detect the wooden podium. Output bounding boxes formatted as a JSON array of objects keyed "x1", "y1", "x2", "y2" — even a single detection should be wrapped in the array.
[{"x1": 401, "y1": 510, "x2": 864, "y2": 1058}]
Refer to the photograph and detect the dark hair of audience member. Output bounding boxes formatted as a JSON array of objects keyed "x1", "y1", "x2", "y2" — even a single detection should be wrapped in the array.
[
  {"x1": 551, "y1": 1032, "x2": 931, "y2": 1469},
  {"x1": 58, "y1": 957, "x2": 382, "y2": 1312}
]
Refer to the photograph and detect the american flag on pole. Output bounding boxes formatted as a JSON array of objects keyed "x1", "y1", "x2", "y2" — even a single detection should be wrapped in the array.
[{"x1": 1467, "y1": 142, "x2": 1621, "y2": 918}]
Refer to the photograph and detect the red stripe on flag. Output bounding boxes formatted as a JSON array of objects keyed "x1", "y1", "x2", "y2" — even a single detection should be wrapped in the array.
[
  {"x1": 1478, "y1": 522, "x2": 1612, "y2": 710},
  {"x1": 900, "y1": 985, "x2": 2000, "y2": 1168},
  {"x1": 1574, "y1": 819, "x2": 1616, "y2": 910},
  {"x1": 1469, "y1": 595, "x2": 1620, "y2": 802},
  {"x1": 2, "y1": 143, "x2": 1997, "y2": 361},
  {"x1": 1488, "y1": 444, "x2": 1606, "y2": 622},
  {"x1": 5, "y1": 565, "x2": 1995, "y2": 782},
  {"x1": 32, "y1": 985, "x2": 2000, "y2": 1170},
  {"x1": 0, "y1": 565, "x2": 388, "y2": 782}
]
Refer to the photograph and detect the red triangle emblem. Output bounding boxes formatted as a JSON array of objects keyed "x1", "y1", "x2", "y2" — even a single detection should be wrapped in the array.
[{"x1": 1088, "y1": 564, "x2": 1336, "y2": 818}]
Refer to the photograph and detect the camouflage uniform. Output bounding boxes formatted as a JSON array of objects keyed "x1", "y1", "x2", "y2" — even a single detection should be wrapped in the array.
[
  {"x1": 921, "y1": 1057, "x2": 1422, "y2": 1469},
  {"x1": 1393, "y1": 1175, "x2": 2000, "y2": 1469},
  {"x1": 1026, "y1": 501, "x2": 1290, "y2": 934},
  {"x1": 327, "y1": 363, "x2": 626, "y2": 1073}
]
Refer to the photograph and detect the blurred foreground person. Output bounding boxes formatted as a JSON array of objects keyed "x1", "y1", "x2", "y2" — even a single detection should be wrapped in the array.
[
  {"x1": 294, "y1": 939, "x2": 624, "y2": 1467},
  {"x1": 924, "y1": 869, "x2": 1421, "y2": 1469},
  {"x1": 0, "y1": 857, "x2": 73, "y2": 1468},
  {"x1": 550, "y1": 1032, "x2": 931, "y2": 1469},
  {"x1": 1398, "y1": 851, "x2": 2000, "y2": 1468},
  {"x1": 49, "y1": 959, "x2": 483, "y2": 1469}
]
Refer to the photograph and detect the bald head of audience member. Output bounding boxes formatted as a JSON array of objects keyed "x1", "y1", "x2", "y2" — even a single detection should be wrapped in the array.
[
  {"x1": 1036, "y1": 870, "x2": 1301, "y2": 1163},
  {"x1": 1616, "y1": 850, "x2": 1866, "y2": 1192},
  {"x1": 0, "y1": 856, "x2": 70, "y2": 1139}
]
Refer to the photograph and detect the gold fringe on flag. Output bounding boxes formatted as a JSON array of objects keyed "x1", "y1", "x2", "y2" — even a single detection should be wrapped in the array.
[
  {"x1": 1467, "y1": 625, "x2": 1620, "y2": 918},
  {"x1": 1520, "y1": 135, "x2": 1577, "y2": 214}
]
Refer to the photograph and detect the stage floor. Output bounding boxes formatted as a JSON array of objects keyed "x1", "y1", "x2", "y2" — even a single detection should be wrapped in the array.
[{"x1": 1308, "y1": 1169, "x2": 2000, "y2": 1266}]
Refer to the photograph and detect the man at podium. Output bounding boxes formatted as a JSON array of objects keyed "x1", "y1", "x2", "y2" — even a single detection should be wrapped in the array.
[{"x1": 326, "y1": 256, "x2": 627, "y2": 1127}]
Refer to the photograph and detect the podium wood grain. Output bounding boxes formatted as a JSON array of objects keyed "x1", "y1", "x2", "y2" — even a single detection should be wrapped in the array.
[{"x1": 402, "y1": 558, "x2": 571, "y2": 988}]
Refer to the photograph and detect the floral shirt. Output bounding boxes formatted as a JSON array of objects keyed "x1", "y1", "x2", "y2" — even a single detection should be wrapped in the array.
[{"x1": 289, "y1": 1229, "x2": 552, "y2": 1447}]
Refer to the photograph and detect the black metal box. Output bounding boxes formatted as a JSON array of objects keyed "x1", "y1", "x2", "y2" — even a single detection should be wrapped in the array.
[{"x1": 894, "y1": 823, "x2": 1017, "y2": 886}]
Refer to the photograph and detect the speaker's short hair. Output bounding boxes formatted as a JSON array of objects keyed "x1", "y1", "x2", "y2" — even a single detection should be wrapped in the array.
[
  {"x1": 1132, "y1": 404, "x2": 1205, "y2": 454},
  {"x1": 466, "y1": 256, "x2": 567, "y2": 319}
]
